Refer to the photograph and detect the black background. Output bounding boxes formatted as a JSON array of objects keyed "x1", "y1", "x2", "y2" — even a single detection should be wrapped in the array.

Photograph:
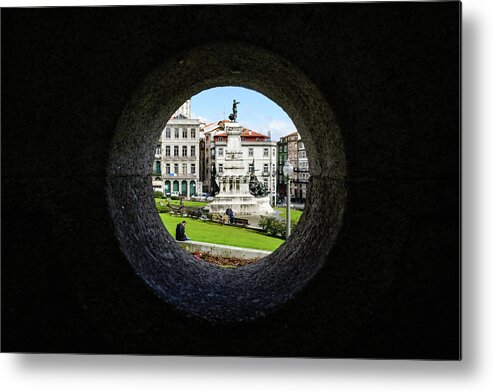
[{"x1": 1, "y1": 2, "x2": 460, "y2": 358}]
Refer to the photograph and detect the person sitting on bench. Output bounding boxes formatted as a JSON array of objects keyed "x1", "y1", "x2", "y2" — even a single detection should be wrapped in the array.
[{"x1": 225, "y1": 207, "x2": 235, "y2": 223}]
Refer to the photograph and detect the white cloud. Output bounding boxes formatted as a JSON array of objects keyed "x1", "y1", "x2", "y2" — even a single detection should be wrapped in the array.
[
  {"x1": 260, "y1": 118, "x2": 297, "y2": 141},
  {"x1": 191, "y1": 112, "x2": 211, "y2": 124},
  {"x1": 268, "y1": 119, "x2": 291, "y2": 131}
]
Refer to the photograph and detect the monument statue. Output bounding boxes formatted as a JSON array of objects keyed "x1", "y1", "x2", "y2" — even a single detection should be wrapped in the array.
[
  {"x1": 248, "y1": 161, "x2": 268, "y2": 197},
  {"x1": 210, "y1": 164, "x2": 220, "y2": 196},
  {"x1": 228, "y1": 99, "x2": 240, "y2": 122},
  {"x1": 208, "y1": 122, "x2": 273, "y2": 215}
]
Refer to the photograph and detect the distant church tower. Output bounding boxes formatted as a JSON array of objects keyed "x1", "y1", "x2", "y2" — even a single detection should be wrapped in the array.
[{"x1": 171, "y1": 100, "x2": 191, "y2": 119}]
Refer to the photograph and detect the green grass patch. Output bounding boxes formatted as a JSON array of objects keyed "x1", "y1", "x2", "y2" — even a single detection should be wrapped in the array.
[
  {"x1": 159, "y1": 213, "x2": 285, "y2": 252},
  {"x1": 156, "y1": 199, "x2": 208, "y2": 208},
  {"x1": 274, "y1": 207, "x2": 304, "y2": 224}
]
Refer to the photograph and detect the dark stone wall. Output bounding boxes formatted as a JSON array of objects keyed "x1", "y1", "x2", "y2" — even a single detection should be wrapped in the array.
[{"x1": 1, "y1": 3, "x2": 460, "y2": 358}]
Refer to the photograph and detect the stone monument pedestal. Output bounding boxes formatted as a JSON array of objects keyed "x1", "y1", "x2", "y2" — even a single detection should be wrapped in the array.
[
  {"x1": 209, "y1": 122, "x2": 274, "y2": 217},
  {"x1": 254, "y1": 196, "x2": 274, "y2": 215}
]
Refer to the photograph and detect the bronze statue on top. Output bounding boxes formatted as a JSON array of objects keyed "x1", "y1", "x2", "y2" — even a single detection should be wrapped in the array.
[
  {"x1": 228, "y1": 99, "x2": 240, "y2": 122},
  {"x1": 248, "y1": 161, "x2": 268, "y2": 197},
  {"x1": 210, "y1": 163, "x2": 220, "y2": 196}
]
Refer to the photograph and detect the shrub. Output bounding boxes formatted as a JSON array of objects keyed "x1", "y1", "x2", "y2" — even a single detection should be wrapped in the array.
[
  {"x1": 258, "y1": 216, "x2": 271, "y2": 231},
  {"x1": 259, "y1": 216, "x2": 283, "y2": 237},
  {"x1": 259, "y1": 216, "x2": 297, "y2": 238},
  {"x1": 154, "y1": 191, "x2": 164, "y2": 199},
  {"x1": 171, "y1": 195, "x2": 180, "y2": 200},
  {"x1": 155, "y1": 198, "x2": 170, "y2": 214},
  {"x1": 156, "y1": 204, "x2": 170, "y2": 214}
]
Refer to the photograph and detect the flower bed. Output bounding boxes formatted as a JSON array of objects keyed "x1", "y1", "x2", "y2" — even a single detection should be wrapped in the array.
[{"x1": 191, "y1": 251, "x2": 259, "y2": 268}]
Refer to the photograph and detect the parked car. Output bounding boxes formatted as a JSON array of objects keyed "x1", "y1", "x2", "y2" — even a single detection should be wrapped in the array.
[{"x1": 191, "y1": 193, "x2": 212, "y2": 202}]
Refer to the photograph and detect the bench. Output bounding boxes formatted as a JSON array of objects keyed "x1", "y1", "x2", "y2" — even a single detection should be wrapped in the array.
[{"x1": 230, "y1": 217, "x2": 249, "y2": 226}]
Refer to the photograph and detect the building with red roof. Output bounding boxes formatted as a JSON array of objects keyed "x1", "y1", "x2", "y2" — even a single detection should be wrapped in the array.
[{"x1": 200, "y1": 120, "x2": 277, "y2": 204}]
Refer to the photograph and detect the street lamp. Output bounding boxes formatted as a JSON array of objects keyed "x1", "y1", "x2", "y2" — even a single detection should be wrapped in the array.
[{"x1": 282, "y1": 158, "x2": 294, "y2": 238}]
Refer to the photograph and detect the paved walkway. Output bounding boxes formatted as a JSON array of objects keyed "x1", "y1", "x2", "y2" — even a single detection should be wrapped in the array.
[{"x1": 235, "y1": 209, "x2": 282, "y2": 228}]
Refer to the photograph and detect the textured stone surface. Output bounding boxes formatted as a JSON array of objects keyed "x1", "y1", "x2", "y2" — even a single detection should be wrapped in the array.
[
  {"x1": 2, "y1": 3, "x2": 459, "y2": 358},
  {"x1": 105, "y1": 42, "x2": 347, "y2": 322}
]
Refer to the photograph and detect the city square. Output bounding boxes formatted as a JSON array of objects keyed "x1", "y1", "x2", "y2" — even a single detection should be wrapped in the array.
[{"x1": 151, "y1": 92, "x2": 310, "y2": 261}]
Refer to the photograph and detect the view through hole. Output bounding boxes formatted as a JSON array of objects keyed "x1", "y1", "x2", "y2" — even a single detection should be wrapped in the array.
[
  {"x1": 108, "y1": 42, "x2": 346, "y2": 322},
  {"x1": 152, "y1": 87, "x2": 309, "y2": 268}
]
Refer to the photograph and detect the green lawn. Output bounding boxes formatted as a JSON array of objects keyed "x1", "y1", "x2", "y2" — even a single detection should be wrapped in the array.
[
  {"x1": 274, "y1": 207, "x2": 304, "y2": 224},
  {"x1": 155, "y1": 198, "x2": 209, "y2": 208},
  {"x1": 167, "y1": 199, "x2": 209, "y2": 208},
  {"x1": 159, "y1": 213, "x2": 285, "y2": 251}
]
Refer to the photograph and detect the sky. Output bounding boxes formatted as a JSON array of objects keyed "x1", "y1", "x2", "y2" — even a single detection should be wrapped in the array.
[{"x1": 187, "y1": 86, "x2": 297, "y2": 142}]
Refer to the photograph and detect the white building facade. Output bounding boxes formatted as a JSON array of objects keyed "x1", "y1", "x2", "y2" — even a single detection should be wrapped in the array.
[{"x1": 152, "y1": 106, "x2": 202, "y2": 197}]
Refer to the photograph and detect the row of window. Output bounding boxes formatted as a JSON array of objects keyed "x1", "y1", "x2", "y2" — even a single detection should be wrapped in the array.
[
  {"x1": 217, "y1": 137, "x2": 269, "y2": 142},
  {"x1": 158, "y1": 144, "x2": 279, "y2": 157},
  {"x1": 262, "y1": 179, "x2": 276, "y2": 190},
  {"x1": 215, "y1": 147, "x2": 276, "y2": 157},
  {"x1": 278, "y1": 145, "x2": 305, "y2": 154},
  {"x1": 164, "y1": 127, "x2": 197, "y2": 139},
  {"x1": 277, "y1": 157, "x2": 309, "y2": 168},
  {"x1": 216, "y1": 163, "x2": 275, "y2": 175},
  {"x1": 156, "y1": 145, "x2": 196, "y2": 157},
  {"x1": 154, "y1": 161, "x2": 197, "y2": 176}
]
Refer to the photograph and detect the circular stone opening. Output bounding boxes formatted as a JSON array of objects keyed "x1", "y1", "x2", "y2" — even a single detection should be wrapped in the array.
[{"x1": 107, "y1": 42, "x2": 347, "y2": 322}]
